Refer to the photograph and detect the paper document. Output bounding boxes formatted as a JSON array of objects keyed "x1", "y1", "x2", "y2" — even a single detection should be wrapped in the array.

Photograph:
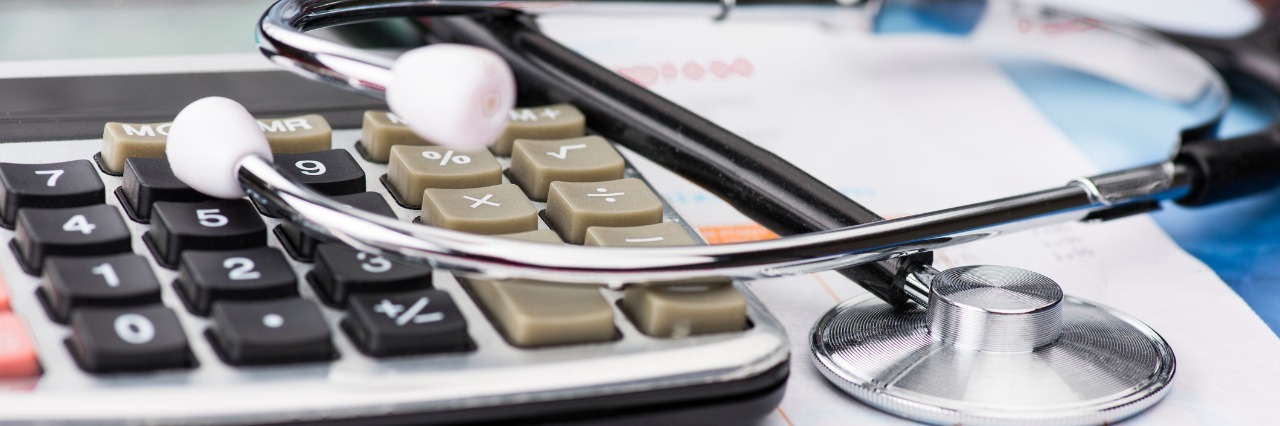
[{"x1": 542, "y1": 16, "x2": 1280, "y2": 425}]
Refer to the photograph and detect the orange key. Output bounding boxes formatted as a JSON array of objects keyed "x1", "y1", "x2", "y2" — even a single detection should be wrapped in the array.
[
  {"x1": 0, "y1": 313, "x2": 39, "y2": 378},
  {"x1": 0, "y1": 271, "x2": 8, "y2": 311}
]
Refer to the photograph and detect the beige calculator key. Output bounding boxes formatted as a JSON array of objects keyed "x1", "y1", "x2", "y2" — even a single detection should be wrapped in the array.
[
  {"x1": 586, "y1": 222, "x2": 748, "y2": 338},
  {"x1": 257, "y1": 114, "x2": 332, "y2": 153},
  {"x1": 509, "y1": 136, "x2": 625, "y2": 200},
  {"x1": 101, "y1": 122, "x2": 171, "y2": 173},
  {"x1": 493, "y1": 104, "x2": 585, "y2": 156},
  {"x1": 622, "y1": 283, "x2": 747, "y2": 338},
  {"x1": 544, "y1": 178, "x2": 663, "y2": 244},
  {"x1": 100, "y1": 115, "x2": 331, "y2": 174},
  {"x1": 387, "y1": 145, "x2": 502, "y2": 207},
  {"x1": 464, "y1": 230, "x2": 616, "y2": 347},
  {"x1": 360, "y1": 110, "x2": 433, "y2": 162},
  {"x1": 584, "y1": 222, "x2": 698, "y2": 247},
  {"x1": 421, "y1": 184, "x2": 537, "y2": 235}
]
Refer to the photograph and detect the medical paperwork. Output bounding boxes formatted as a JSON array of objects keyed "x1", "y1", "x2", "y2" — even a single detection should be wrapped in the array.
[{"x1": 542, "y1": 15, "x2": 1280, "y2": 425}]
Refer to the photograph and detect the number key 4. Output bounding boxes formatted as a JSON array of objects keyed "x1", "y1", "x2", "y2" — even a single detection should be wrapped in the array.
[
  {"x1": 11, "y1": 205, "x2": 132, "y2": 275},
  {"x1": 0, "y1": 160, "x2": 104, "y2": 228}
]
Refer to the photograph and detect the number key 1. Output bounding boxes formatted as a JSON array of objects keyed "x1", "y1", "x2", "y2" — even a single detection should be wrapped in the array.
[
  {"x1": 41, "y1": 254, "x2": 162, "y2": 323},
  {"x1": 0, "y1": 160, "x2": 104, "y2": 228}
]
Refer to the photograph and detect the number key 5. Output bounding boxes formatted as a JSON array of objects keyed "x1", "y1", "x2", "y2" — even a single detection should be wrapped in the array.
[
  {"x1": 0, "y1": 160, "x2": 104, "y2": 228},
  {"x1": 147, "y1": 200, "x2": 266, "y2": 268}
]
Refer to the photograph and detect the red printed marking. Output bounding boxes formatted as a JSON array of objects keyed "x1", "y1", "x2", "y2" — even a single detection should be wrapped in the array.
[
  {"x1": 698, "y1": 223, "x2": 778, "y2": 245},
  {"x1": 618, "y1": 58, "x2": 754, "y2": 87}
]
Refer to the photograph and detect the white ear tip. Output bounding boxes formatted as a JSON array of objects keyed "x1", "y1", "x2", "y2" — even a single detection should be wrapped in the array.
[
  {"x1": 387, "y1": 44, "x2": 515, "y2": 149},
  {"x1": 166, "y1": 97, "x2": 272, "y2": 199}
]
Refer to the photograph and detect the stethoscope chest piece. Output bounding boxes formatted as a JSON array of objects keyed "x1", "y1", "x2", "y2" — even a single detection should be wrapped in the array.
[{"x1": 810, "y1": 265, "x2": 1175, "y2": 425}]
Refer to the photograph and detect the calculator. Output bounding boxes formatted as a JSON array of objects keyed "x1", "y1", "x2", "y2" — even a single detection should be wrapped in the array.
[{"x1": 0, "y1": 65, "x2": 789, "y2": 423}]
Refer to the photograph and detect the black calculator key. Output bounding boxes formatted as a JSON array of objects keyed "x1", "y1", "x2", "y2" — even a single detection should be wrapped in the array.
[
  {"x1": 343, "y1": 290, "x2": 470, "y2": 356},
  {"x1": 12, "y1": 205, "x2": 132, "y2": 274},
  {"x1": 148, "y1": 200, "x2": 266, "y2": 267},
  {"x1": 118, "y1": 157, "x2": 211, "y2": 222},
  {"x1": 275, "y1": 150, "x2": 366, "y2": 196},
  {"x1": 67, "y1": 305, "x2": 193, "y2": 373},
  {"x1": 279, "y1": 192, "x2": 396, "y2": 261},
  {"x1": 310, "y1": 245, "x2": 432, "y2": 306},
  {"x1": 0, "y1": 160, "x2": 104, "y2": 228},
  {"x1": 208, "y1": 298, "x2": 334, "y2": 365},
  {"x1": 41, "y1": 254, "x2": 162, "y2": 323},
  {"x1": 175, "y1": 247, "x2": 297, "y2": 315}
]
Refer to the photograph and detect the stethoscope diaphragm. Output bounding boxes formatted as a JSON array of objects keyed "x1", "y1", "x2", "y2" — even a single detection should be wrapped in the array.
[{"x1": 810, "y1": 265, "x2": 1175, "y2": 425}]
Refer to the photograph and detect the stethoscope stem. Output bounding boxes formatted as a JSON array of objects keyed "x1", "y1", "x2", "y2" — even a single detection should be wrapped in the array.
[{"x1": 239, "y1": 153, "x2": 1191, "y2": 288}]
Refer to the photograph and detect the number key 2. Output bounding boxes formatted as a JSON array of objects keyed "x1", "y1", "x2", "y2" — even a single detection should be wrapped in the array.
[
  {"x1": 12, "y1": 205, "x2": 132, "y2": 275},
  {"x1": 0, "y1": 160, "x2": 104, "y2": 228},
  {"x1": 147, "y1": 200, "x2": 266, "y2": 268},
  {"x1": 175, "y1": 247, "x2": 297, "y2": 315}
]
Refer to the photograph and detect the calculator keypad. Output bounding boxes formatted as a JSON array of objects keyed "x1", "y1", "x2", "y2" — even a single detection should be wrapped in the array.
[{"x1": 0, "y1": 102, "x2": 779, "y2": 423}]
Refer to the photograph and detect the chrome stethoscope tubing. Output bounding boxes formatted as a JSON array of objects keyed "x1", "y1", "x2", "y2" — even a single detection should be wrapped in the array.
[
  {"x1": 242, "y1": 149, "x2": 1188, "y2": 293},
  {"x1": 250, "y1": 0, "x2": 1254, "y2": 305}
]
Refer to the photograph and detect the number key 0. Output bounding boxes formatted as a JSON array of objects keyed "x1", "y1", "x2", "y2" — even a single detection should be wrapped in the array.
[
  {"x1": 0, "y1": 160, "x2": 104, "y2": 228},
  {"x1": 148, "y1": 200, "x2": 266, "y2": 268}
]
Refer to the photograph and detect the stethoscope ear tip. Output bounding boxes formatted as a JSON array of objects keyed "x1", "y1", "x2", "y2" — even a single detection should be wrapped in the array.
[
  {"x1": 166, "y1": 96, "x2": 272, "y2": 199},
  {"x1": 387, "y1": 44, "x2": 516, "y2": 150}
]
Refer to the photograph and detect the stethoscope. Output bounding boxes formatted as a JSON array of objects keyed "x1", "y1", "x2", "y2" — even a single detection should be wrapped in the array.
[{"x1": 160, "y1": 0, "x2": 1280, "y2": 424}]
